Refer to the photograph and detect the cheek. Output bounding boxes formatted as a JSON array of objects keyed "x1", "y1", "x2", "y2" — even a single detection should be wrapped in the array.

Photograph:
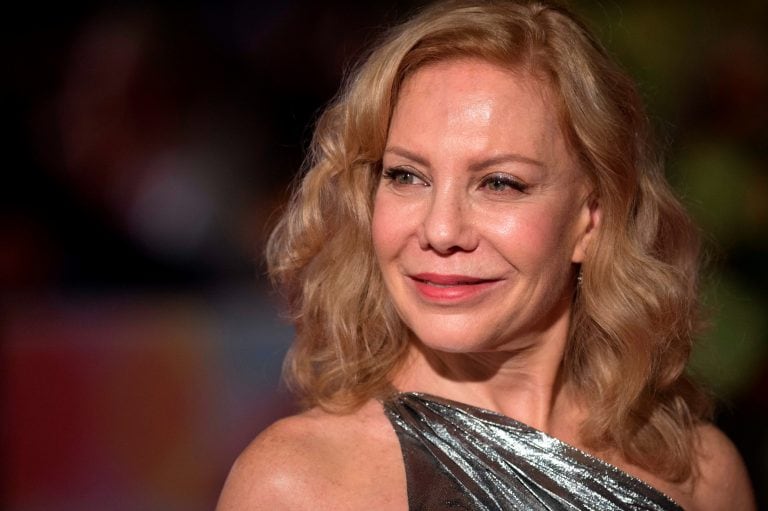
[
  {"x1": 371, "y1": 191, "x2": 405, "y2": 261},
  {"x1": 488, "y1": 207, "x2": 576, "y2": 266}
]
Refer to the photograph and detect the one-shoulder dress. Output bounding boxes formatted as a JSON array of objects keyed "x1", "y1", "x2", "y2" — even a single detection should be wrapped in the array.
[{"x1": 382, "y1": 392, "x2": 683, "y2": 511}]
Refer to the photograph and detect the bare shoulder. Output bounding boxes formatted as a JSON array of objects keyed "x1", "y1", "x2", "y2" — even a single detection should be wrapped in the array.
[
  {"x1": 215, "y1": 411, "x2": 338, "y2": 511},
  {"x1": 690, "y1": 423, "x2": 756, "y2": 511},
  {"x1": 216, "y1": 400, "x2": 406, "y2": 511}
]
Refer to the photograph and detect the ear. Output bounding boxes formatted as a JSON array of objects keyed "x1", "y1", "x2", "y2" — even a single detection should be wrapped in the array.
[{"x1": 571, "y1": 194, "x2": 601, "y2": 264}]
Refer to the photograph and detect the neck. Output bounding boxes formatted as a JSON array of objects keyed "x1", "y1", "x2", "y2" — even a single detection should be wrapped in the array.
[{"x1": 391, "y1": 307, "x2": 583, "y2": 436}]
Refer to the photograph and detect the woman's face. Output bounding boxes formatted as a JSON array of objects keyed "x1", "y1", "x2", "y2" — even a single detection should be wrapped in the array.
[{"x1": 372, "y1": 58, "x2": 599, "y2": 354}]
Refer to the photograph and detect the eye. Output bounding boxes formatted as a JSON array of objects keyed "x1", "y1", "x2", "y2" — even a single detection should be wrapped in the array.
[
  {"x1": 481, "y1": 174, "x2": 528, "y2": 194},
  {"x1": 382, "y1": 167, "x2": 428, "y2": 186}
]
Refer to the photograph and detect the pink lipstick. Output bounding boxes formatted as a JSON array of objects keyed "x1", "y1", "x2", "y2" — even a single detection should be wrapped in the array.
[{"x1": 409, "y1": 273, "x2": 500, "y2": 302}]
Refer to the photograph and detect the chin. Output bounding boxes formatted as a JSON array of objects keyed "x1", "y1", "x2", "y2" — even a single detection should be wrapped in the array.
[{"x1": 409, "y1": 324, "x2": 506, "y2": 355}]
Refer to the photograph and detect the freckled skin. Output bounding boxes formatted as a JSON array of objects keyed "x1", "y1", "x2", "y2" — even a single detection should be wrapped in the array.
[{"x1": 373, "y1": 59, "x2": 598, "y2": 357}]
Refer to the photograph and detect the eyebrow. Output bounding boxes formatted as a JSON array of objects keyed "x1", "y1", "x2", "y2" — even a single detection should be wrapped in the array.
[
  {"x1": 384, "y1": 145, "x2": 545, "y2": 171},
  {"x1": 384, "y1": 146, "x2": 430, "y2": 167}
]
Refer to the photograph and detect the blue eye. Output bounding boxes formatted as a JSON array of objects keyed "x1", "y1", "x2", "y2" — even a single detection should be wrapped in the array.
[{"x1": 383, "y1": 167, "x2": 427, "y2": 186}]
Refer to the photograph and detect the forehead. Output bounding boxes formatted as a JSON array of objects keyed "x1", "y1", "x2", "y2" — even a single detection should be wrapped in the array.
[
  {"x1": 388, "y1": 58, "x2": 572, "y2": 170},
  {"x1": 399, "y1": 57, "x2": 550, "y2": 97},
  {"x1": 394, "y1": 58, "x2": 558, "y2": 130}
]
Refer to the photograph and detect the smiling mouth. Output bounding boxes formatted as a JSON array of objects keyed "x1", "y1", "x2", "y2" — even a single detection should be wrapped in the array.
[
  {"x1": 408, "y1": 273, "x2": 501, "y2": 302},
  {"x1": 410, "y1": 273, "x2": 500, "y2": 286}
]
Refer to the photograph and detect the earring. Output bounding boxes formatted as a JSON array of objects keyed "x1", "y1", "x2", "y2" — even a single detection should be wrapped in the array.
[{"x1": 576, "y1": 267, "x2": 583, "y2": 286}]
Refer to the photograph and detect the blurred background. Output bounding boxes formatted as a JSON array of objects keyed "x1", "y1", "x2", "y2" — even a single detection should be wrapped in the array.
[{"x1": 3, "y1": 0, "x2": 766, "y2": 509}]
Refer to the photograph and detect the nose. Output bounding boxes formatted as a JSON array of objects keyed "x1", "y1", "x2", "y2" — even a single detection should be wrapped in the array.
[{"x1": 418, "y1": 188, "x2": 478, "y2": 254}]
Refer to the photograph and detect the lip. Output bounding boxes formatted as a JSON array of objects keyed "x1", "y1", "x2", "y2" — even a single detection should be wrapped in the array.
[{"x1": 409, "y1": 272, "x2": 502, "y2": 302}]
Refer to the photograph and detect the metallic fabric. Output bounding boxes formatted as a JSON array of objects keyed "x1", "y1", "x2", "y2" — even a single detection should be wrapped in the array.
[{"x1": 383, "y1": 392, "x2": 683, "y2": 510}]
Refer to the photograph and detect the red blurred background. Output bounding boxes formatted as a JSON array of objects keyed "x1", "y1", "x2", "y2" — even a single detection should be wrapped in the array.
[{"x1": 3, "y1": 1, "x2": 767, "y2": 509}]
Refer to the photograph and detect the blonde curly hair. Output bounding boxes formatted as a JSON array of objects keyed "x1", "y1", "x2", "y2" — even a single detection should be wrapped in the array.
[{"x1": 267, "y1": 0, "x2": 711, "y2": 481}]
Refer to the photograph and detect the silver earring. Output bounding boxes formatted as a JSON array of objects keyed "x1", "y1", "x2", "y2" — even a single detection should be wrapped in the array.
[{"x1": 576, "y1": 268, "x2": 583, "y2": 286}]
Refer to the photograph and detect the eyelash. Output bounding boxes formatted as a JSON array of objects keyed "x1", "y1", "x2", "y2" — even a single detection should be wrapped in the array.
[
  {"x1": 382, "y1": 167, "x2": 427, "y2": 186},
  {"x1": 480, "y1": 174, "x2": 529, "y2": 194},
  {"x1": 383, "y1": 167, "x2": 529, "y2": 194}
]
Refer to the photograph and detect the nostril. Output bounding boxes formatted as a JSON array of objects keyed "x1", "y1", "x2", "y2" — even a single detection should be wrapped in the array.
[{"x1": 438, "y1": 245, "x2": 463, "y2": 255}]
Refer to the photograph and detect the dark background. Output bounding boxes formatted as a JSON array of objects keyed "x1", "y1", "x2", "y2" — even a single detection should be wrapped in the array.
[{"x1": 3, "y1": 1, "x2": 767, "y2": 509}]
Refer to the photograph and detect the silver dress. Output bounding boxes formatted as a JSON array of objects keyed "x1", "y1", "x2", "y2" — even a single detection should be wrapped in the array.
[{"x1": 382, "y1": 392, "x2": 683, "y2": 510}]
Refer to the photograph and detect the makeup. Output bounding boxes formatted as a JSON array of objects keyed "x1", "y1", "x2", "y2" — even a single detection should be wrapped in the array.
[{"x1": 409, "y1": 273, "x2": 501, "y2": 303}]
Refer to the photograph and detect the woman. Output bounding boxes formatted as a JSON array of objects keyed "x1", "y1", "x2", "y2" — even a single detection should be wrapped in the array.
[{"x1": 217, "y1": 1, "x2": 755, "y2": 509}]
